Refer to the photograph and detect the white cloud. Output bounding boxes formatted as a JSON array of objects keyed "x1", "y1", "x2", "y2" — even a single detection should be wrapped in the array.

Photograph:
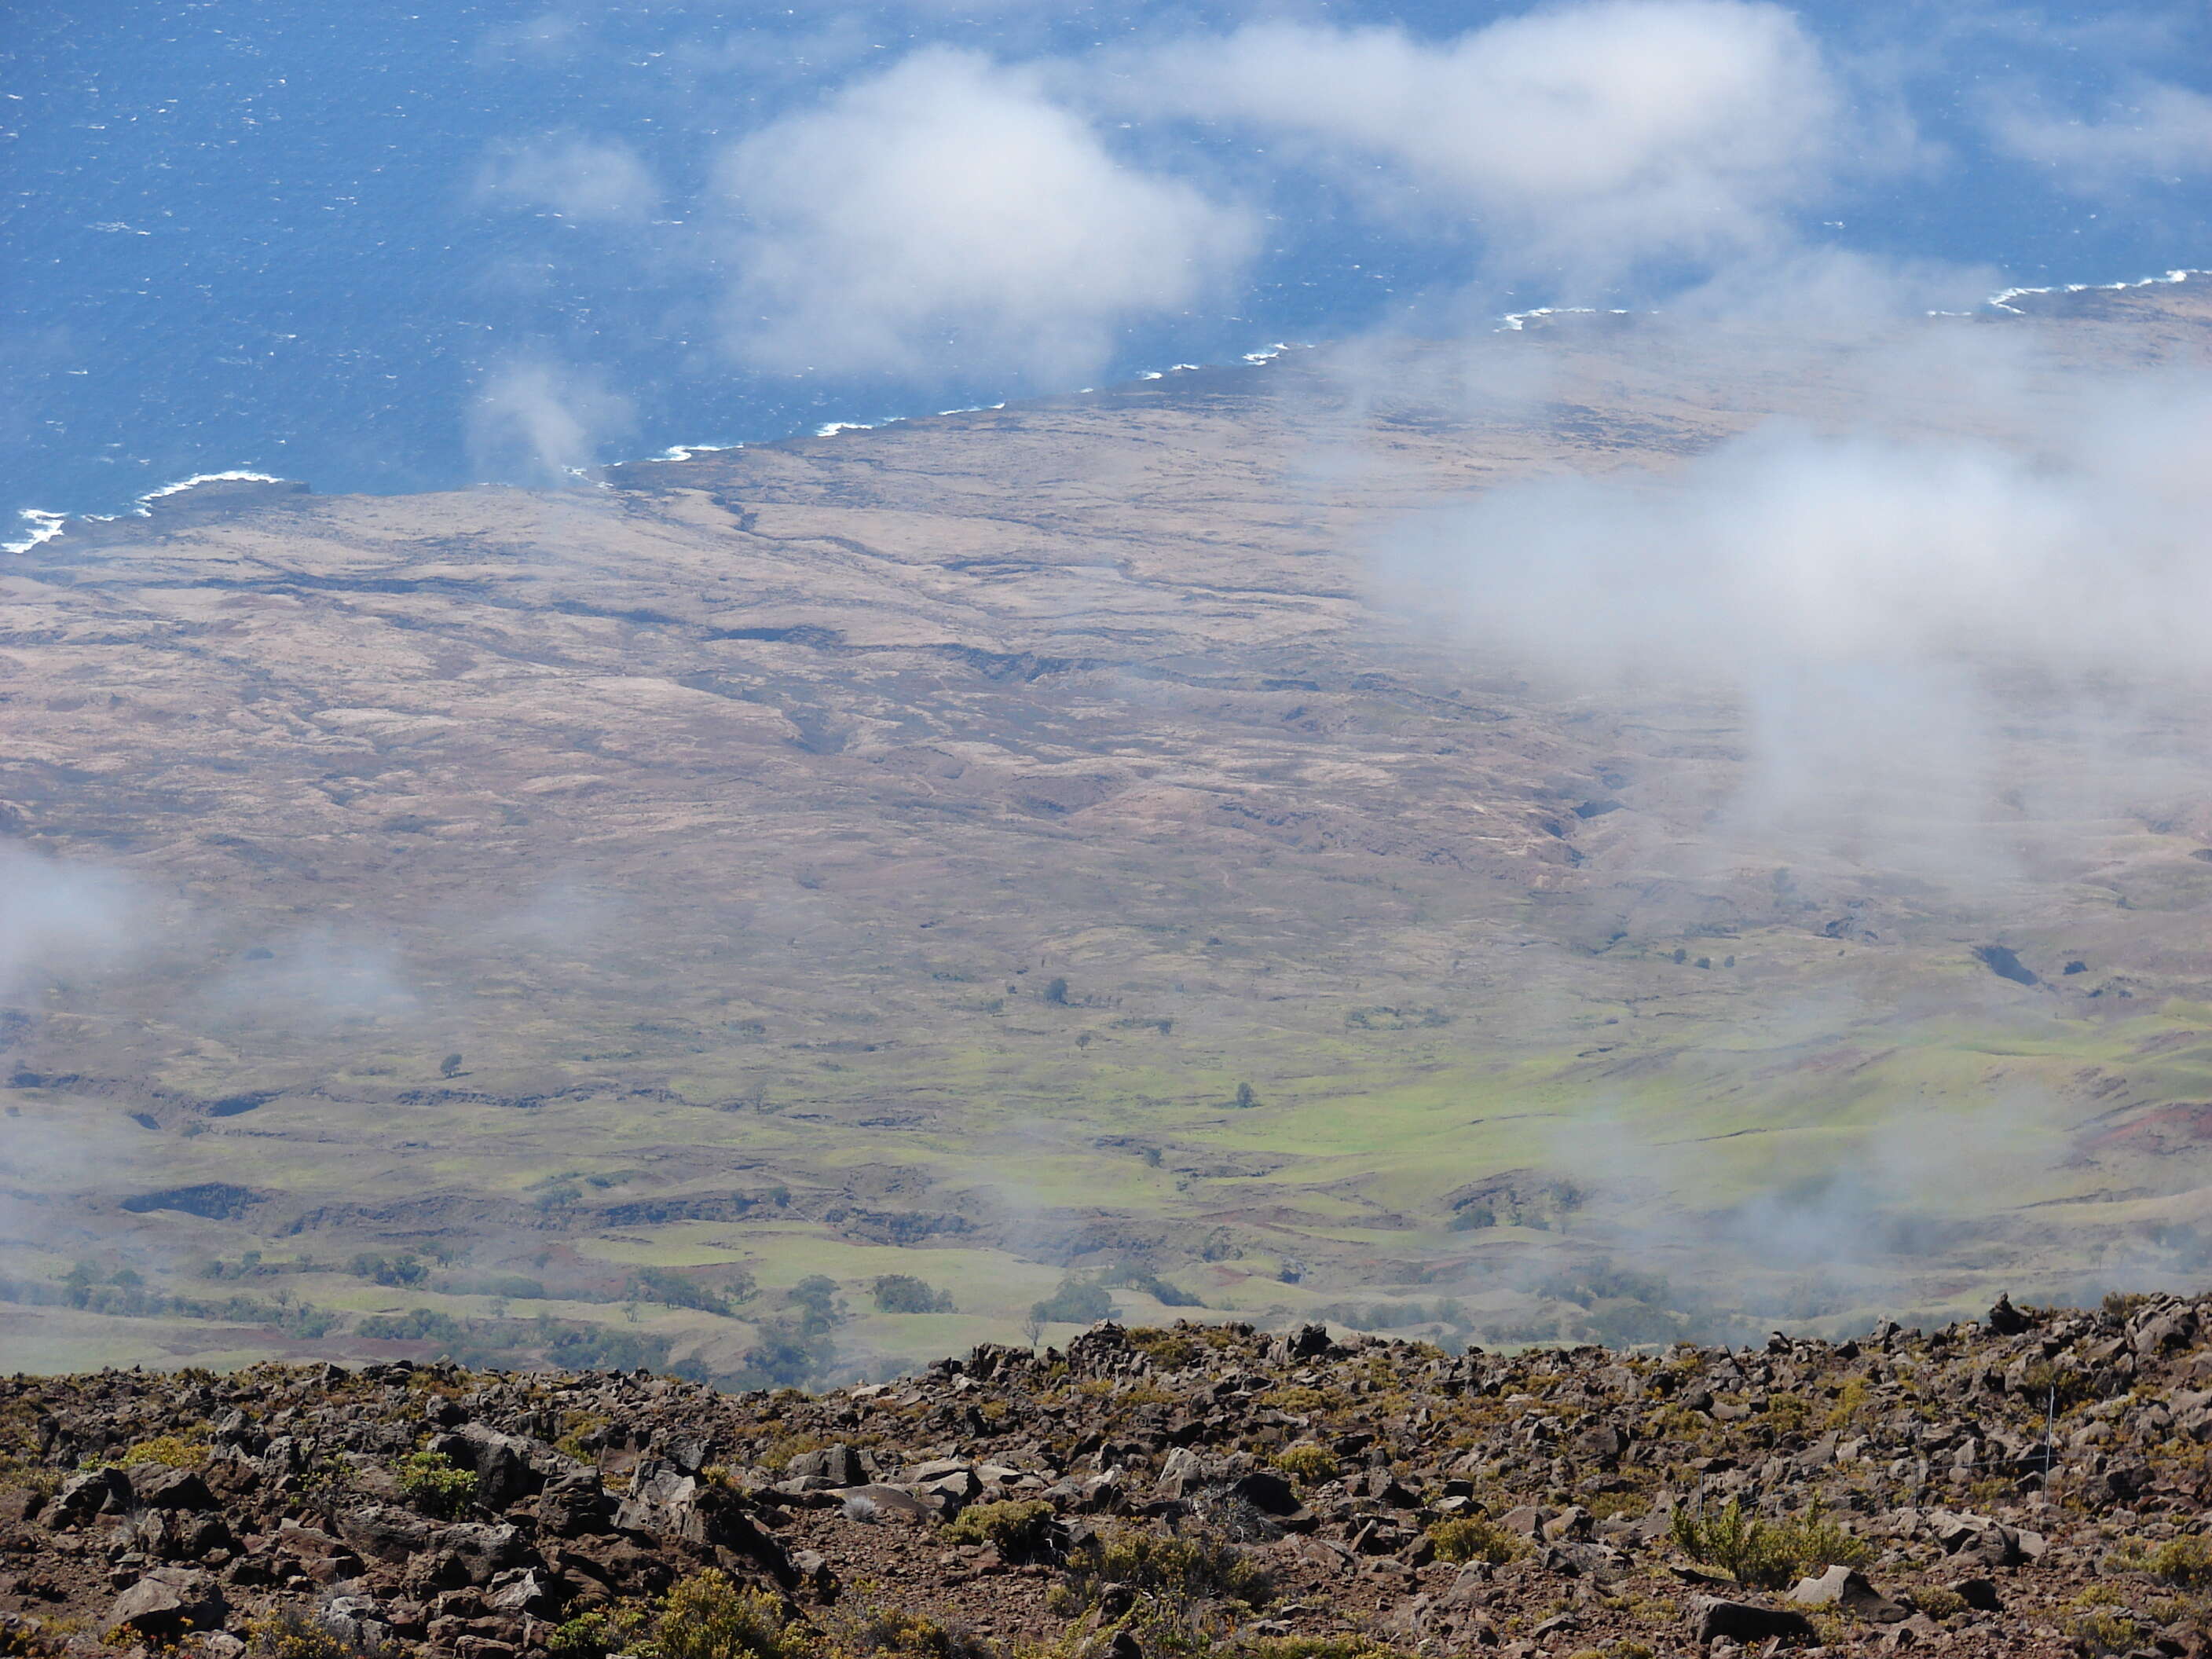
[
  {"x1": 475, "y1": 135, "x2": 661, "y2": 222},
  {"x1": 1130, "y1": 1, "x2": 1868, "y2": 288},
  {"x1": 709, "y1": 46, "x2": 1259, "y2": 381},
  {"x1": 1381, "y1": 350, "x2": 2212, "y2": 868},
  {"x1": 467, "y1": 361, "x2": 637, "y2": 485},
  {"x1": 1985, "y1": 79, "x2": 2212, "y2": 189}
]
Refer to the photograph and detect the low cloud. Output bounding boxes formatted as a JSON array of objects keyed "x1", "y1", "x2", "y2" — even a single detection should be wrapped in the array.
[
  {"x1": 467, "y1": 361, "x2": 637, "y2": 485},
  {"x1": 709, "y1": 46, "x2": 1258, "y2": 382},
  {"x1": 1128, "y1": 0, "x2": 1877, "y2": 291},
  {"x1": 1381, "y1": 342, "x2": 2212, "y2": 867},
  {"x1": 1392, "y1": 372, "x2": 2212, "y2": 681},
  {"x1": 0, "y1": 844, "x2": 140, "y2": 1005}
]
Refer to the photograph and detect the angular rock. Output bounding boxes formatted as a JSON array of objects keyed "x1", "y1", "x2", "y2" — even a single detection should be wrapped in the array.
[
  {"x1": 336, "y1": 1504, "x2": 436, "y2": 1564},
  {"x1": 1790, "y1": 1564, "x2": 1909, "y2": 1623},
  {"x1": 787, "y1": 1445, "x2": 866, "y2": 1487},
  {"x1": 49, "y1": 1467, "x2": 130, "y2": 1526},
  {"x1": 539, "y1": 1473, "x2": 616, "y2": 1537},
  {"x1": 127, "y1": 1465, "x2": 217, "y2": 1512},
  {"x1": 440, "y1": 1522, "x2": 537, "y2": 1586},
  {"x1": 105, "y1": 1568, "x2": 225, "y2": 1640},
  {"x1": 452, "y1": 1424, "x2": 544, "y2": 1509}
]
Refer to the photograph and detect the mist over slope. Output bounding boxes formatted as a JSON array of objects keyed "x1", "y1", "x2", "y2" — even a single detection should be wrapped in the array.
[{"x1": 7, "y1": 280, "x2": 2212, "y2": 1381}]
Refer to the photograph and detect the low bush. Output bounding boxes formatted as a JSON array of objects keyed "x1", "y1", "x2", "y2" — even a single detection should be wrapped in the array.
[
  {"x1": 395, "y1": 1449, "x2": 475, "y2": 1519},
  {"x1": 1273, "y1": 1444, "x2": 1335, "y2": 1482},
  {"x1": 1236, "y1": 1640, "x2": 1418, "y2": 1659},
  {"x1": 2126, "y1": 1533, "x2": 2212, "y2": 1588},
  {"x1": 943, "y1": 1500, "x2": 1057, "y2": 1563},
  {"x1": 1667, "y1": 1498, "x2": 1869, "y2": 1590},
  {"x1": 1427, "y1": 1516, "x2": 1524, "y2": 1566},
  {"x1": 2067, "y1": 1606, "x2": 2144, "y2": 1659},
  {"x1": 546, "y1": 1616, "x2": 617, "y2": 1659},
  {"x1": 1059, "y1": 1525, "x2": 1272, "y2": 1611},
  {"x1": 827, "y1": 1606, "x2": 990, "y2": 1659},
  {"x1": 651, "y1": 1570, "x2": 814, "y2": 1659},
  {"x1": 118, "y1": 1434, "x2": 207, "y2": 1470},
  {"x1": 1907, "y1": 1588, "x2": 1967, "y2": 1621},
  {"x1": 246, "y1": 1610, "x2": 393, "y2": 1659}
]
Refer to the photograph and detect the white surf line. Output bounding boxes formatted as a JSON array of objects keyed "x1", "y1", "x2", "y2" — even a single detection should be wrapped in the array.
[
  {"x1": 1984, "y1": 267, "x2": 2206, "y2": 314},
  {"x1": 2, "y1": 508, "x2": 68, "y2": 556},
  {"x1": 5, "y1": 470, "x2": 288, "y2": 555},
  {"x1": 654, "y1": 441, "x2": 744, "y2": 463},
  {"x1": 136, "y1": 468, "x2": 287, "y2": 504},
  {"x1": 652, "y1": 343, "x2": 1308, "y2": 464},
  {"x1": 1496, "y1": 306, "x2": 1635, "y2": 332}
]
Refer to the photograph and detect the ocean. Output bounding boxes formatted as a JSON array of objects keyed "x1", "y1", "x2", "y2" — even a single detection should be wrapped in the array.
[{"x1": 6, "y1": 0, "x2": 2207, "y2": 550}]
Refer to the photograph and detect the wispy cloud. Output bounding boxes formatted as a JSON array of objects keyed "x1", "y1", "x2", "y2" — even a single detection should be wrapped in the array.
[
  {"x1": 467, "y1": 361, "x2": 637, "y2": 485},
  {"x1": 0, "y1": 844, "x2": 141, "y2": 1005},
  {"x1": 1984, "y1": 78, "x2": 2212, "y2": 190},
  {"x1": 475, "y1": 134, "x2": 662, "y2": 222}
]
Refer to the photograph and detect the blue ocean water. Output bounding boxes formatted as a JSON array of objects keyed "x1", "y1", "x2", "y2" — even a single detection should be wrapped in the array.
[{"x1": 5, "y1": 2, "x2": 2209, "y2": 544}]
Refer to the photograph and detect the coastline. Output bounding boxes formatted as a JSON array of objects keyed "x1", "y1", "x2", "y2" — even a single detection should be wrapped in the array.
[{"x1": 8, "y1": 262, "x2": 2206, "y2": 558}]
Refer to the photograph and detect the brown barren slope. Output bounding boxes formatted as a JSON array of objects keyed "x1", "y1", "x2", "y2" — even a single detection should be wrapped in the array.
[{"x1": 8, "y1": 285, "x2": 2212, "y2": 1377}]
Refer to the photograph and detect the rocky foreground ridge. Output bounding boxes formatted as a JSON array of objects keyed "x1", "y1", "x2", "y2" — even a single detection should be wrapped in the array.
[{"x1": 10, "y1": 1297, "x2": 2212, "y2": 1659}]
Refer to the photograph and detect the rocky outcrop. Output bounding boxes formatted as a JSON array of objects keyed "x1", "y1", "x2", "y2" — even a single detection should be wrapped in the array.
[{"x1": 10, "y1": 1295, "x2": 2212, "y2": 1655}]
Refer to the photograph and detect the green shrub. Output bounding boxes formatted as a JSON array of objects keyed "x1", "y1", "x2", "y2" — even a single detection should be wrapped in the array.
[
  {"x1": 396, "y1": 1449, "x2": 475, "y2": 1518},
  {"x1": 943, "y1": 1499, "x2": 1057, "y2": 1562},
  {"x1": 246, "y1": 1611, "x2": 348, "y2": 1659},
  {"x1": 2067, "y1": 1608, "x2": 2144, "y2": 1658},
  {"x1": 2140, "y1": 1534, "x2": 2212, "y2": 1588},
  {"x1": 651, "y1": 1570, "x2": 813, "y2": 1659},
  {"x1": 1236, "y1": 1640, "x2": 1416, "y2": 1659},
  {"x1": 246, "y1": 1609, "x2": 394, "y2": 1659},
  {"x1": 1273, "y1": 1444, "x2": 1335, "y2": 1482},
  {"x1": 118, "y1": 1434, "x2": 207, "y2": 1470},
  {"x1": 1060, "y1": 1525, "x2": 1271, "y2": 1610},
  {"x1": 826, "y1": 1606, "x2": 983, "y2": 1659},
  {"x1": 1668, "y1": 1498, "x2": 1868, "y2": 1590},
  {"x1": 1909, "y1": 1588, "x2": 1967, "y2": 1621},
  {"x1": 1427, "y1": 1516, "x2": 1524, "y2": 1566},
  {"x1": 547, "y1": 1614, "x2": 617, "y2": 1659}
]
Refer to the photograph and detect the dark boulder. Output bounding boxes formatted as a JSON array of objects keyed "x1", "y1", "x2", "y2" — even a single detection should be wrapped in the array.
[
  {"x1": 1692, "y1": 1598, "x2": 1815, "y2": 1645},
  {"x1": 128, "y1": 1465, "x2": 217, "y2": 1512}
]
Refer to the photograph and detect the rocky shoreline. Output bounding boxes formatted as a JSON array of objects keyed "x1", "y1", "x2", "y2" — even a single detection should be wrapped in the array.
[{"x1": 7, "y1": 1296, "x2": 2212, "y2": 1658}]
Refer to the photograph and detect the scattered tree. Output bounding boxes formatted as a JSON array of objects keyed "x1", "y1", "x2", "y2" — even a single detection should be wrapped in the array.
[
  {"x1": 872, "y1": 1274, "x2": 954, "y2": 1314},
  {"x1": 1030, "y1": 1277, "x2": 1115, "y2": 1327}
]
